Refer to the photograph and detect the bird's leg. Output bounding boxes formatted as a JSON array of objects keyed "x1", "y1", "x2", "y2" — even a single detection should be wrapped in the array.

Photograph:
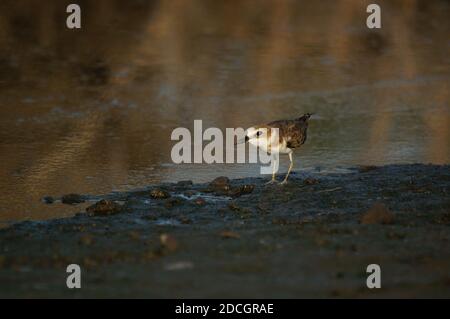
[
  {"x1": 265, "y1": 156, "x2": 278, "y2": 184},
  {"x1": 281, "y1": 152, "x2": 293, "y2": 184}
]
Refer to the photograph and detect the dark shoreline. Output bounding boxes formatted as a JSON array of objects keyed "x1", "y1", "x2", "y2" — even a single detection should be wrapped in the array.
[{"x1": 0, "y1": 163, "x2": 449, "y2": 298}]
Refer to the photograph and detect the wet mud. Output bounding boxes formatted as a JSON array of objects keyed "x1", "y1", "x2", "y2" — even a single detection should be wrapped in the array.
[{"x1": 0, "y1": 164, "x2": 449, "y2": 298}]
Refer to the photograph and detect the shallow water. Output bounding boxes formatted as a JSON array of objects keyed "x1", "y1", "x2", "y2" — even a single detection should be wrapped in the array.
[{"x1": 0, "y1": 0, "x2": 449, "y2": 222}]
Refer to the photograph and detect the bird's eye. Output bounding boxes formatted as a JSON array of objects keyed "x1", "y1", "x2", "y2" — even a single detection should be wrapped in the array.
[{"x1": 256, "y1": 131, "x2": 263, "y2": 137}]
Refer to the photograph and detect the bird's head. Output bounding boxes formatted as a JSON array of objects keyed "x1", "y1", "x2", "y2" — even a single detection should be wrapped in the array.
[
  {"x1": 298, "y1": 113, "x2": 314, "y2": 121},
  {"x1": 236, "y1": 126, "x2": 268, "y2": 145},
  {"x1": 244, "y1": 126, "x2": 266, "y2": 143}
]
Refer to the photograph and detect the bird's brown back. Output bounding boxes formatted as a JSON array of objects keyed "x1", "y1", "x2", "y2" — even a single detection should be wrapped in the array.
[{"x1": 267, "y1": 117, "x2": 310, "y2": 149}]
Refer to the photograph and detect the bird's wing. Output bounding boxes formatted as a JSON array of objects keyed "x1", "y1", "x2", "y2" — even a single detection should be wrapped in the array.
[{"x1": 267, "y1": 119, "x2": 307, "y2": 149}]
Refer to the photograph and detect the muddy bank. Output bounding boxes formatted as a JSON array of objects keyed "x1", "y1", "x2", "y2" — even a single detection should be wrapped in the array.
[{"x1": 0, "y1": 164, "x2": 449, "y2": 298}]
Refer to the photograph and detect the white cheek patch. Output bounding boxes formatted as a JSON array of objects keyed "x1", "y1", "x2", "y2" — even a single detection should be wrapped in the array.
[{"x1": 247, "y1": 127, "x2": 280, "y2": 174}]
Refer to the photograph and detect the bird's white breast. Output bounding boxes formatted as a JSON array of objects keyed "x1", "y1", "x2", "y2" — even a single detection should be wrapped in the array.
[{"x1": 248, "y1": 136, "x2": 291, "y2": 154}]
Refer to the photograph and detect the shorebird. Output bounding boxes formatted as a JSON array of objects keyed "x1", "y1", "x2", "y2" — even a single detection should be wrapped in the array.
[{"x1": 243, "y1": 113, "x2": 312, "y2": 184}]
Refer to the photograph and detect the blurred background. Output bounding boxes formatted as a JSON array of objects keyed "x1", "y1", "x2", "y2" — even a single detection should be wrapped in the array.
[{"x1": 0, "y1": 0, "x2": 448, "y2": 222}]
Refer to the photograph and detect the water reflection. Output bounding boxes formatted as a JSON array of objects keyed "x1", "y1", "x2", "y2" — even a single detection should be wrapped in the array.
[{"x1": 0, "y1": 0, "x2": 448, "y2": 221}]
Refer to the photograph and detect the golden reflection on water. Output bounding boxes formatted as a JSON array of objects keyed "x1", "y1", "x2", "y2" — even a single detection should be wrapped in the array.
[{"x1": 0, "y1": 0, "x2": 448, "y2": 221}]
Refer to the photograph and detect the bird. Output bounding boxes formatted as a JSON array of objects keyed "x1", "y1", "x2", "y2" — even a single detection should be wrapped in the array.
[{"x1": 243, "y1": 113, "x2": 312, "y2": 184}]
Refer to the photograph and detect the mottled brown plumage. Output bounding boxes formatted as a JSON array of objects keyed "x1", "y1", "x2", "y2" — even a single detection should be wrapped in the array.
[{"x1": 267, "y1": 113, "x2": 311, "y2": 149}]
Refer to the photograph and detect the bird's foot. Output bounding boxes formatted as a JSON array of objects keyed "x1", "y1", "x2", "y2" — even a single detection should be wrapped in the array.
[{"x1": 265, "y1": 179, "x2": 278, "y2": 185}]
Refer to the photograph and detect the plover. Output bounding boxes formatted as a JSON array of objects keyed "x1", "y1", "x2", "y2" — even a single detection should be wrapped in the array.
[{"x1": 244, "y1": 113, "x2": 312, "y2": 184}]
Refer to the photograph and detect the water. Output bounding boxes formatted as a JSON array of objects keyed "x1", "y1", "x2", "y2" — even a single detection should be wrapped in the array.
[{"x1": 0, "y1": 0, "x2": 448, "y2": 222}]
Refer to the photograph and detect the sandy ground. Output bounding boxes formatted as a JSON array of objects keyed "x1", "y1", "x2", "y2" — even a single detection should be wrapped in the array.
[{"x1": 0, "y1": 164, "x2": 449, "y2": 298}]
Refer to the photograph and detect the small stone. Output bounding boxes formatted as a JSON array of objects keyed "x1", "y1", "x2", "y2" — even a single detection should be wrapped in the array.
[
  {"x1": 150, "y1": 189, "x2": 171, "y2": 199},
  {"x1": 220, "y1": 231, "x2": 240, "y2": 239},
  {"x1": 210, "y1": 176, "x2": 230, "y2": 186},
  {"x1": 228, "y1": 184, "x2": 255, "y2": 197},
  {"x1": 434, "y1": 213, "x2": 450, "y2": 225},
  {"x1": 86, "y1": 199, "x2": 123, "y2": 216},
  {"x1": 78, "y1": 235, "x2": 94, "y2": 246},
  {"x1": 209, "y1": 176, "x2": 231, "y2": 192},
  {"x1": 360, "y1": 203, "x2": 394, "y2": 225},
  {"x1": 179, "y1": 216, "x2": 192, "y2": 224},
  {"x1": 228, "y1": 202, "x2": 241, "y2": 211},
  {"x1": 160, "y1": 233, "x2": 178, "y2": 252},
  {"x1": 193, "y1": 197, "x2": 206, "y2": 206},
  {"x1": 304, "y1": 178, "x2": 319, "y2": 185},
  {"x1": 61, "y1": 194, "x2": 85, "y2": 205}
]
